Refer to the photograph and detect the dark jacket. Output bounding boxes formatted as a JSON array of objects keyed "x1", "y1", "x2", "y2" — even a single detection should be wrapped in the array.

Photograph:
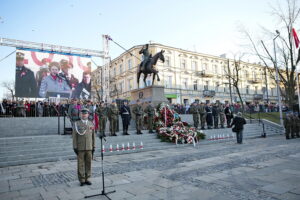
[{"x1": 231, "y1": 116, "x2": 246, "y2": 132}]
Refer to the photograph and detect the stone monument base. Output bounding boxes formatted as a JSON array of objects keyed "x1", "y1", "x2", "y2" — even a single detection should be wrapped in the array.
[{"x1": 130, "y1": 85, "x2": 168, "y2": 106}]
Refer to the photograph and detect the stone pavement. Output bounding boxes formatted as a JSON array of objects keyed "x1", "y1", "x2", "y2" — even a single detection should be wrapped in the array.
[{"x1": 0, "y1": 135, "x2": 299, "y2": 200}]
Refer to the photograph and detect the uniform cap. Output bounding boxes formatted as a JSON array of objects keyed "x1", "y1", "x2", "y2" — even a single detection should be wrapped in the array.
[
  {"x1": 16, "y1": 52, "x2": 25, "y2": 60},
  {"x1": 80, "y1": 108, "x2": 89, "y2": 114}
]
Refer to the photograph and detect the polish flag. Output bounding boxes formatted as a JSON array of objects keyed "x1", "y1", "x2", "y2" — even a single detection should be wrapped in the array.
[{"x1": 292, "y1": 28, "x2": 299, "y2": 48}]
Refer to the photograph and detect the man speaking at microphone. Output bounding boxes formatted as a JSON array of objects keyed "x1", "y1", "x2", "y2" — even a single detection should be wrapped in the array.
[{"x1": 72, "y1": 108, "x2": 96, "y2": 186}]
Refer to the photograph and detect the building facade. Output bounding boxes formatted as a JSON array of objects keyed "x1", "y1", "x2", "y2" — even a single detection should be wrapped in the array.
[{"x1": 92, "y1": 43, "x2": 279, "y2": 104}]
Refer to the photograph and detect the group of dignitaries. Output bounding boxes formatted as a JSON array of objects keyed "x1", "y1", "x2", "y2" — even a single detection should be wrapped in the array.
[
  {"x1": 69, "y1": 99, "x2": 156, "y2": 186},
  {"x1": 189, "y1": 102, "x2": 233, "y2": 130}
]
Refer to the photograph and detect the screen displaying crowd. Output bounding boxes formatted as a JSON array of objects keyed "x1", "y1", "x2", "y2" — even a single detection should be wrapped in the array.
[{"x1": 15, "y1": 50, "x2": 92, "y2": 99}]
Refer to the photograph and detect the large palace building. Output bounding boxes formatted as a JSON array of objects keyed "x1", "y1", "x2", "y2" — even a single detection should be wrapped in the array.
[{"x1": 92, "y1": 43, "x2": 279, "y2": 104}]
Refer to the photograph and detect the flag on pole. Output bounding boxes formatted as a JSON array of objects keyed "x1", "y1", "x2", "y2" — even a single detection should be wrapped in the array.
[
  {"x1": 104, "y1": 35, "x2": 112, "y2": 41},
  {"x1": 292, "y1": 28, "x2": 299, "y2": 48}
]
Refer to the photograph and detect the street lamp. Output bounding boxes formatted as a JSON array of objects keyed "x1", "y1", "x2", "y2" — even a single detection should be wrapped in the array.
[{"x1": 273, "y1": 30, "x2": 284, "y2": 126}]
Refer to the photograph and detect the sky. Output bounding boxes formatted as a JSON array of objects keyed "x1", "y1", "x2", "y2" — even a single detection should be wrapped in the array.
[{"x1": 0, "y1": 0, "x2": 291, "y2": 99}]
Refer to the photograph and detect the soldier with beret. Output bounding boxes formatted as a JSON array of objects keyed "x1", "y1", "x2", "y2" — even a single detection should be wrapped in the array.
[
  {"x1": 190, "y1": 102, "x2": 200, "y2": 129},
  {"x1": 132, "y1": 99, "x2": 144, "y2": 134},
  {"x1": 96, "y1": 101, "x2": 108, "y2": 137},
  {"x1": 15, "y1": 52, "x2": 37, "y2": 97},
  {"x1": 108, "y1": 100, "x2": 119, "y2": 136},
  {"x1": 39, "y1": 62, "x2": 71, "y2": 98},
  {"x1": 72, "y1": 108, "x2": 96, "y2": 186}
]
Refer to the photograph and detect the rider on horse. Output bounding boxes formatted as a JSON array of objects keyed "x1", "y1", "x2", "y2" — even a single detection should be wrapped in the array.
[{"x1": 139, "y1": 44, "x2": 152, "y2": 71}]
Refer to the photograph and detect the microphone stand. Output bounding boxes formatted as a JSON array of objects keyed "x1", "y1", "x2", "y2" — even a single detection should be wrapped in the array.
[{"x1": 85, "y1": 133, "x2": 116, "y2": 199}]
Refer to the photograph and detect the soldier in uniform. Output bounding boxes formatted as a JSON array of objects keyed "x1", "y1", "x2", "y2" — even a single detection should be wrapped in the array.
[
  {"x1": 108, "y1": 100, "x2": 118, "y2": 136},
  {"x1": 212, "y1": 103, "x2": 219, "y2": 129},
  {"x1": 144, "y1": 101, "x2": 155, "y2": 133},
  {"x1": 15, "y1": 52, "x2": 37, "y2": 97},
  {"x1": 132, "y1": 99, "x2": 144, "y2": 134},
  {"x1": 190, "y1": 102, "x2": 200, "y2": 129},
  {"x1": 205, "y1": 103, "x2": 213, "y2": 129},
  {"x1": 83, "y1": 100, "x2": 94, "y2": 121},
  {"x1": 218, "y1": 103, "x2": 226, "y2": 128},
  {"x1": 72, "y1": 108, "x2": 95, "y2": 186},
  {"x1": 96, "y1": 101, "x2": 108, "y2": 137},
  {"x1": 120, "y1": 101, "x2": 131, "y2": 135},
  {"x1": 291, "y1": 112, "x2": 298, "y2": 139},
  {"x1": 199, "y1": 102, "x2": 206, "y2": 130},
  {"x1": 284, "y1": 112, "x2": 292, "y2": 140}
]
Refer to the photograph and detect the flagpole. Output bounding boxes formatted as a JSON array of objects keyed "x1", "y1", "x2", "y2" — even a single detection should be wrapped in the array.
[{"x1": 292, "y1": 28, "x2": 300, "y2": 112}]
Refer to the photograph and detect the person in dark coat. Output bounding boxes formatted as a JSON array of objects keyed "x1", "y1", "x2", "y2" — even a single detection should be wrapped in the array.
[
  {"x1": 212, "y1": 103, "x2": 219, "y2": 129},
  {"x1": 72, "y1": 72, "x2": 91, "y2": 99},
  {"x1": 15, "y1": 52, "x2": 37, "y2": 97},
  {"x1": 231, "y1": 112, "x2": 246, "y2": 144},
  {"x1": 224, "y1": 104, "x2": 233, "y2": 128},
  {"x1": 120, "y1": 101, "x2": 131, "y2": 135},
  {"x1": 205, "y1": 103, "x2": 213, "y2": 129}
]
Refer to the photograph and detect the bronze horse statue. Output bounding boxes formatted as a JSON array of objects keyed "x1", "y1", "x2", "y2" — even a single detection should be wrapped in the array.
[{"x1": 137, "y1": 50, "x2": 165, "y2": 88}]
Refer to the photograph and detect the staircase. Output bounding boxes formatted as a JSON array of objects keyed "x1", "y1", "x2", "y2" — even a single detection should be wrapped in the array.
[{"x1": 0, "y1": 116, "x2": 284, "y2": 167}]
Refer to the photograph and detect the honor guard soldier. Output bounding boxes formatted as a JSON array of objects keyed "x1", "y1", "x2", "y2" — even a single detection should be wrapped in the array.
[
  {"x1": 190, "y1": 102, "x2": 200, "y2": 129},
  {"x1": 212, "y1": 103, "x2": 219, "y2": 129},
  {"x1": 72, "y1": 108, "x2": 95, "y2": 186},
  {"x1": 205, "y1": 103, "x2": 213, "y2": 129},
  {"x1": 108, "y1": 100, "x2": 119, "y2": 136},
  {"x1": 199, "y1": 102, "x2": 207, "y2": 130},
  {"x1": 15, "y1": 52, "x2": 37, "y2": 97},
  {"x1": 284, "y1": 112, "x2": 292, "y2": 139},
  {"x1": 132, "y1": 99, "x2": 144, "y2": 134},
  {"x1": 144, "y1": 101, "x2": 155, "y2": 133},
  {"x1": 120, "y1": 101, "x2": 131, "y2": 135},
  {"x1": 96, "y1": 101, "x2": 108, "y2": 137}
]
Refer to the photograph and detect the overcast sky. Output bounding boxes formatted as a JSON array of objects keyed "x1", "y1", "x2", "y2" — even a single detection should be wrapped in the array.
[{"x1": 0, "y1": 0, "x2": 294, "y2": 99}]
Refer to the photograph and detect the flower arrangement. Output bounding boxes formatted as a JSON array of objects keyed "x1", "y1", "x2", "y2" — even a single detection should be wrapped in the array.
[{"x1": 155, "y1": 102, "x2": 206, "y2": 144}]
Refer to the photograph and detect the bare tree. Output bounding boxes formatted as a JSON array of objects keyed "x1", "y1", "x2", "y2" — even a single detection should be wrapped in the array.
[
  {"x1": 241, "y1": 0, "x2": 300, "y2": 109},
  {"x1": 224, "y1": 57, "x2": 245, "y2": 111},
  {"x1": 1, "y1": 81, "x2": 15, "y2": 100}
]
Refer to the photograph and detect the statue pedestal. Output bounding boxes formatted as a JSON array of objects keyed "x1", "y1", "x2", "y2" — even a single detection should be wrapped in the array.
[{"x1": 130, "y1": 85, "x2": 168, "y2": 106}]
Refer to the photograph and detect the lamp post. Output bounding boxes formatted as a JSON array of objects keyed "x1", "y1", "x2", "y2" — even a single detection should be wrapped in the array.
[{"x1": 273, "y1": 30, "x2": 283, "y2": 126}]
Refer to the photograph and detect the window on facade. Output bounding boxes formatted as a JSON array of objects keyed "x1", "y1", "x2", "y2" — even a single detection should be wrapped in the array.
[
  {"x1": 191, "y1": 61, "x2": 197, "y2": 71},
  {"x1": 193, "y1": 80, "x2": 197, "y2": 91},
  {"x1": 271, "y1": 88, "x2": 275, "y2": 96},
  {"x1": 255, "y1": 86, "x2": 258, "y2": 94},
  {"x1": 164, "y1": 76, "x2": 172, "y2": 88},
  {"x1": 181, "y1": 59, "x2": 186, "y2": 69},
  {"x1": 113, "y1": 67, "x2": 116, "y2": 77},
  {"x1": 128, "y1": 79, "x2": 133, "y2": 90},
  {"x1": 246, "y1": 85, "x2": 249, "y2": 94},
  {"x1": 119, "y1": 82, "x2": 123, "y2": 92},
  {"x1": 214, "y1": 65, "x2": 218, "y2": 74},
  {"x1": 165, "y1": 56, "x2": 170, "y2": 66},
  {"x1": 202, "y1": 63, "x2": 208, "y2": 71},
  {"x1": 204, "y1": 81, "x2": 209, "y2": 90},
  {"x1": 119, "y1": 64, "x2": 123, "y2": 74},
  {"x1": 253, "y1": 71, "x2": 256, "y2": 80},
  {"x1": 128, "y1": 59, "x2": 132, "y2": 70},
  {"x1": 215, "y1": 82, "x2": 219, "y2": 92},
  {"x1": 245, "y1": 70, "x2": 249, "y2": 79},
  {"x1": 183, "y1": 78, "x2": 188, "y2": 89}
]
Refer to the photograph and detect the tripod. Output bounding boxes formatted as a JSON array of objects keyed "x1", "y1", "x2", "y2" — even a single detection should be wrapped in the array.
[{"x1": 85, "y1": 133, "x2": 116, "y2": 199}]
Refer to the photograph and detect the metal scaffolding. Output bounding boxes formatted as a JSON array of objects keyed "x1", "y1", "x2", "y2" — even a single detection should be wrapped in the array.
[{"x1": 0, "y1": 37, "x2": 105, "y2": 58}]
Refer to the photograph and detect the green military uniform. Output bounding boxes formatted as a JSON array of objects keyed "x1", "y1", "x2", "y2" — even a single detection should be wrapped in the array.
[
  {"x1": 132, "y1": 103, "x2": 144, "y2": 134},
  {"x1": 96, "y1": 104, "x2": 108, "y2": 136},
  {"x1": 72, "y1": 119, "x2": 95, "y2": 185},
  {"x1": 218, "y1": 104, "x2": 225, "y2": 128},
  {"x1": 68, "y1": 103, "x2": 80, "y2": 122},
  {"x1": 144, "y1": 103, "x2": 155, "y2": 133},
  {"x1": 291, "y1": 114, "x2": 297, "y2": 139},
  {"x1": 190, "y1": 103, "x2": 199, "y2": 129},
  {"x1": 284, "y1": 113, "x2": 292, "y2": 139},
  {"x1": 199, "y1": 103, "x2": 206, "y2": 129},
  {"x1": 108, "y1": 103, "x2": 119, "y2": 136}
]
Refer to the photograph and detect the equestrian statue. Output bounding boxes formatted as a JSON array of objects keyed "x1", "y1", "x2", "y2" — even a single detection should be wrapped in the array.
[{"x1": 137, "y1": 44, "x2": 165, "y2": 88}]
